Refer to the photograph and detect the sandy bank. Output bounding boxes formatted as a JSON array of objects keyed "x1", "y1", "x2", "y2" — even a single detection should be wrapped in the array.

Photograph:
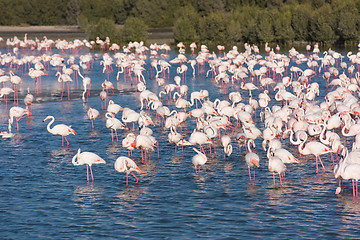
[{"x1": 0, "y1": 25, "x2": 174, "y2": 44}]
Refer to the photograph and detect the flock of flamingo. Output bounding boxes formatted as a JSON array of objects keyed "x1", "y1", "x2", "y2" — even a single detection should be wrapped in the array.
[{"x1": 1, "y1": 34, "x2": 360, "y2": 197}]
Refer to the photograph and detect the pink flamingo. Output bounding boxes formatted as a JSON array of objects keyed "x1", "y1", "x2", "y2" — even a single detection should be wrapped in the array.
[
  {"x1": 43, "y1": 115, "x2": 76, "y2": 147},
  {"x1": 114, "y1": 156, "x2": 142, "y2": 186},
  {"x1": 72, "y1": 148, "x2": 106, "y2": 182}
]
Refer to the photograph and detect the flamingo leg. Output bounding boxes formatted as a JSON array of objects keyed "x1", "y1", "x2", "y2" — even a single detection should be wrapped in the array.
[
  {"x1": 253, "y1": 168, "x2": 256, "y2": 183},
  {"x1": 61, "y1": 82, "x2": 64, "y2": 101},
  {"x1": 91, "y1": 119, "x2": 94, "y2": 130},
  {"x1": 353, "y1": 180, "x2": 356, "y2": 199},
  {"x1": 273, "y1": 173, "x2": 276, "y2": 188},
  {"x1": 315, "y1": 156, "x2": 319, "y2": 174},
  {"x1": 141, "y1": 148, "x2": 144, "y2": 163},
  {"x1": 248, "y1": 167, "x2": 252, "y2": 183},
  {"x1": 87, "y1": 165, "x2": 89, "y2": 182},
  {"x1": 16, "y1": 118, "x2": 19, "y2": 134},
  {"x1": 279, "y1": 173, "x2": 283, "y2": 187},
  {"x1": 115, "y1": 130, "x2": 119, "y2": 142},
  {"x1": 318, "y1": 156, "x2": 326, "y2": 173},
  {"x1": 64, "y1": 137, "x2": 70, "y2": 147},
  {"x1": 157, "y1": 141, "x2": 160, "y2": 158},
  {"x1": 67, "y1": 83, "x2": 70, "y2": 100},
  {"x1": 131, "y1": 172, "x2": 139, "y2": 183},
  {"x1": 89, "y1": 166, "x2": 94, "y2": 182},
  {"x1": 62, "y1": 136, "x2": 64, "y2": 147},
  {"x1": 126, "y1": 172, "x2": 128, "y2": 186}
]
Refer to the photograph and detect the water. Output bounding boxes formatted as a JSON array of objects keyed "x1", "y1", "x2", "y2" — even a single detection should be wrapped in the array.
[{"x1": 1, "y1": 44, "x2": 360, "y2": 239}]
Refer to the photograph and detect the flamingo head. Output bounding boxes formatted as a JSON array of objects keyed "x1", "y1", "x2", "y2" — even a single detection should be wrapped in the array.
[
  {"x1": 335, "y1": 187, "x2": 342, "y2": 195},
  {"x1": 43, "y1": 115, "x2": 51, "y2": 122}
]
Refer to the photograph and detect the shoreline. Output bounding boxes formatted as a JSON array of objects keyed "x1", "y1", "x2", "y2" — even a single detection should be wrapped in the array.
[{"x1": 0, "y1": 25, "x2": 174, "y2": 44}]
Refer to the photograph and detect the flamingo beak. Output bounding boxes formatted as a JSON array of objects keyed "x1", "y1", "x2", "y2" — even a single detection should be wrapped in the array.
[
  {"x1": 251, "y1": 159, "x2": 259, "y2": 167},
  {"x1": 97, "y1": 159, "x2": 106, "y2": 164},
  {"x1": 136, "y1": 167, "x2": 142, "y2": 173}
]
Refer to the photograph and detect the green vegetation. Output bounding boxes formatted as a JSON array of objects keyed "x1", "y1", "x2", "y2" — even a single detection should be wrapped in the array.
[{"x1": 0, "y1": 0, "x2": 359, "y2": 44}]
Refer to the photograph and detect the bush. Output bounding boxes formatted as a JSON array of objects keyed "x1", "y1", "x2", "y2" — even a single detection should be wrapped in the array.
[
  {"x1": 87, "y1": 18, "x2": 121, "y2": 42},
  {"x1": 174, "y1": 5, "x2": 200, "y2": 43},
  {"x1": 198, "y1": 12, "x2": 229, "y2": 43},
  {"x1": 121, "y1": 17, "x2": 148, "y2": 42}
]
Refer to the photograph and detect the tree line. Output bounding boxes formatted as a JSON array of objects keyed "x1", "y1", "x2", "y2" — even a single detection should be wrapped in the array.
[{"x1": 0, "y1": 0, "x2": 359, "y2": 44}]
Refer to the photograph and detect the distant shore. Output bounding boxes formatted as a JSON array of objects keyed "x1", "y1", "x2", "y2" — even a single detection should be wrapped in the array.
[{"x1": 0, "y1": 25, "x2": 174, "y2": 44}]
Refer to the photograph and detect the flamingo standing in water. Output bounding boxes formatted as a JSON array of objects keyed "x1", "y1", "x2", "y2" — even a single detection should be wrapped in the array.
[
  {"x1": 122, "y1": 133, "x2": 137, "y2": 157},
  {"x1": 87, "y1": 108, "x2": 100, "y2": 130},
  {"x1": 298, "y1": 134, "x2": 333, "y2": 174},
  {"x1": 268, "y1": 147, "x2": 287, "y2": 188},
  {"x1": 43, "y1": 115, "x2": 77, "y2": 147},
  {"x1": 72, "y1": 148, "x2": 106, "y2": 182},
  {"x1": 114, "y1": 156, "x2": 142, "y2": 186},
  {"x1": 24, "y1": 88, "x2": 34, "y2": 113},
  {"x1": 105, "y1": 112, "x2": 126, "y2": 143},
  {"x1": 56, "y1": 72, "x2": 72, "y2": 101},
  {"x1": 0, "y1": 87, "x2": 14, "y2": 107},
  {"x1": 221, "y1": 135, "x2": 233, "y2": 158},
  {"x1": 9, "y1": 71, "x2": 22, "y2": 105},
  {"x1": 192, "y1": 147, "x2": 208, "y2": 175},
  {"x1": 9, "y1": 106, "x2": 30, "y2": 134},
  {"x1": 245, "y1": 140, "x2": 260, "y2": 184},
  {"x1": 100, "y1": 89, "x2": 107, "y2": 110}
]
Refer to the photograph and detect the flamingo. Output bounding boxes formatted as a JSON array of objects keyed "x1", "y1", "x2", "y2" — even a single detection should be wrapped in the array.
[
  {"x1": 268, "y1": 148, "x2": 287, "y2": 188},
  {"x1": 72, "y1": 148, "x2": 106, "y2": 182},
  {"x1": 245, "y1": 140, "x2": 260, "y2": 184},
  {"x1": 168, "y1": 126, "x2": 183, "y2": 154},
  {"x1": 105, "y1": 112, "x2": 126, "y2": 143},
  {"x1": 9, "y1": 106, "x2": 30, "y2": 134},
  {"x1": 114, "y1": 156, "x2": 142, "y2": 186},
  {"x1": 43, "y1": 115, "x2": 76, "y2": 147},
  {"x1": 335, "y1": 147, "x2": 360, "y2": 198},
  {"x1": 136, "y1": 134, "x2": 157, "y2": 163},
  {"x1": 221, "y1": 135, "x2": 233, "y2": 158},
  {"x1": 56, "y1": 72, "x2": 72, "y2": 101},
  {"x1": 188, "y1": 130, "x2": 213, "y2": 153},
  {"x1": 192, "y1": 147, "x2": 208, "y2": 175},
  {"x1": 240, "y1": 82, "x2": 258, "y2": 97},
  {"x1": 79, "y1": 72, "x2": 91, "y2": 103},
  {"x1": 122, "y1": 133, "x2": 137, "y2": 157},
  {"x1": 0, "y1": 87, "x2": 14, "y2": 107},
  {"x1": 298, "y1": 133, "x2": 333, "y2": 174},
  {"x1": 100, "y1": 89, "x2": 107, "y2": 110},
  {"x1": 9, "y1": 71, "x2": 22, "y2": 105},
  {"x1": 24, "y1": 88, "x2": 34, "y2": 113},
  {"x1": 107, "y1": 100, "x2": 123, "y2": 116},
  {"x1": 272, "y1": 146, "x2": 300, "y2": 164},
  {"x1": 87, "y1": 108, "x2": 100, "y2": 130}
]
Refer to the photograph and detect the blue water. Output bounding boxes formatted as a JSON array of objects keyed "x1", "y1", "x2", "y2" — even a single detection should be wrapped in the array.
[{"x1": 1, "y1": 44, "x2": 360, "y2": 239}]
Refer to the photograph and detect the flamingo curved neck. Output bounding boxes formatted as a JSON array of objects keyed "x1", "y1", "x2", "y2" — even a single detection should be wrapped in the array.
[
  {"x1": 297, "y1": 137, "x2": 309, "y2": 155},
  {"x1": 46, "y1": 116, "x2": 55, "y2": 134},
  {"x1": 72, "y1": 154, "x2": 79, "y2": 165},
  {"x1": 289, "y1": 130, "x2": 301, "y2": 145}
]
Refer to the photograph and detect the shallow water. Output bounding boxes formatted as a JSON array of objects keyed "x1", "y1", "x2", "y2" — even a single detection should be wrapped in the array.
[{"x1": 1, "y1": 45, "x2": 360, "y2": 239}]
